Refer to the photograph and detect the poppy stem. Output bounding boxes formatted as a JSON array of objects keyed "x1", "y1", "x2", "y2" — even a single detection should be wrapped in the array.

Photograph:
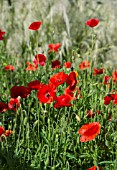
[{"x1": 89, "y1": 28, "x2": 95, "y2": 75}]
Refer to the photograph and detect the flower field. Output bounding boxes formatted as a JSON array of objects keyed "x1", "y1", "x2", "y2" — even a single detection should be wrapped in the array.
[{"x1": 0, "y1": 1, "x2": 117, "y2": 170}]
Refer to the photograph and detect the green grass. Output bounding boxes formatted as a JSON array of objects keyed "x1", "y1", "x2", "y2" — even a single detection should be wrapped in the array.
[{"x1": 0, "y1": 51, "x2": 117, "y2": 169}]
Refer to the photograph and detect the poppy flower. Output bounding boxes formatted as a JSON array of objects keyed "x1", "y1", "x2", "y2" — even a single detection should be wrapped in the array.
[
  {"x1": 88, "y1": 165, "x2": 101, "y2": 170},
  {"x1": 104, "y1": 95, "x2": 111, "y2": 105},
  {"x1": 113, "y1": 93, "x2": 117, "y2": 105},
  {"x1": 0, "y1": 128, "x2": 13, "y2": 142},
  {"x1": 4, "y1": 130, "x2": 13, "y2": 137},
  {"x1": 51, "y1": 60, "x2": 61, "y2": 69},
  {"x1": 86, "y1": 110, "x2": 101, "y2": 118},
  {"x1": 26, "y1": 62, "x2": 38, "y2": 71},
  {"x1": 112, "y1": 70, "x2": 117, "y2": 83},
  {"x1": 0, "y1": 29, "x2": 5, "y2": 40},
  {"x1": 63, "y1": 62, "x2": 72, "y2": 68},
  {"x1": 10, "y1": 86, "x2": 31, "y2": 98},
  {"x1": 93, "y1": 68, "x2": 104, "y2": 75},
  {"x1": 28, "y1": 80, "x2": 40, "y2": 90},
  {"x1": 48, "y1": 43, "x2": 61, "y2": 53},
  {"x1": 4, "y1": 65, "x2": 14, "y2": 71},
  {"x1": 28, "y1": 21, "x2": 42, "y2": 30},
  {"x1": 54, "y1": 94, "x2": 72, "y2": 108},
  {"x1": 49, "y1": 72, "x2": 68, "y2": 88},
  {"x1": 104, "y1": 94, "x2": 115, "y2": 105},
  {"x1": 0, "y1": 102, "x2": 8, "y2": 113},
  {"x1": 79, "y1": 61, "x2": 90, "y2": 70},
  {"x1": 86, "y1": 18, "x2": 99, "y2": 27},
  {"x1": 66, "y1": 72, "x2": 77, "y2": 91},
  {"x1": 86, "y1": 110, "x2": 95, "y2": 118},
  {"x1": 8, "y1": 97, "x2": 20, "y2": 111},
  {"x1": 37, "y1": 84, "x2": 56, "y2": 104},
  {"x1": 73, "y1": 71, "x2": 79, "y2": 77},
  {"x1": 0, "y1": 126, "x2": 5, "y2": 136},
  {"x1": 104, "y1": 76, "x2": 110, "y2": 85},
  {"x1": 64, "y1": 86, "x2": 74, "y2": 99},
  {"x1": 65, "y1": 86, "x2": 80, "y2": 100},
  {"x1": 78, "y1": 122, "x2": 101, "y2": 142},
  {"x1": 33, "y1": 54, "x2": 46, "y2": 66}
]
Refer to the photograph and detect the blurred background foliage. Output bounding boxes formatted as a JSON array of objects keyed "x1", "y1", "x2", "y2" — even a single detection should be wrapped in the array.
[{"x1": 0, "y1": 0, "x2": 117, "y2": 67}]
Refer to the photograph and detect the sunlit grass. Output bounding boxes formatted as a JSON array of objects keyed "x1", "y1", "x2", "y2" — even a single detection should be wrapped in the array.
[
  {"x1": 0, "y1": 49, "x2": 117, "y2": 169},
  {"x1": 0, "y1": 0, "x2": 117, "y2": 66}
]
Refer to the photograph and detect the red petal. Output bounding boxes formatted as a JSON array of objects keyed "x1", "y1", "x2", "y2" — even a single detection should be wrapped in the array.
[
  {"x1": 28, "y1": 21, "x2": 42, "y2": 30},
  {"x1": 86, "y1": 18, "x2": 99, "y2": 27},
  {"x1": 0, "y1": 126, "x2": 5, "y2": 135},
  {"x1": 78, "y1": 122, "x2": 101, "y2": 142}
]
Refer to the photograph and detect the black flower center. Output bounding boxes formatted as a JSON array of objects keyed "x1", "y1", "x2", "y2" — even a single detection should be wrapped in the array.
[{"x1": 45, "y1": 92, "x2": 50, "y2": 98}]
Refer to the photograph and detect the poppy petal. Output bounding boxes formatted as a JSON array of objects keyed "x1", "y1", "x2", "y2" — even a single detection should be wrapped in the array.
[
  {"x1": 86, "y1": 18, "x2": 99, "y2": 27},
  {"x1": 78, "y1": 122, "x2": 101, "y2": 142},
  {"x1": 28, "y1": 21, "x2": 42, "y2": 30}
]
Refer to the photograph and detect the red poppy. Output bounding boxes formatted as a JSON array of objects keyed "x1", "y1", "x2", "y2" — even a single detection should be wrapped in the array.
[
  {"x1": 26, "y1": 62, "x2": 38, "y2": 71},
  {"x1": 28, "y1": 80, "x2": 40, "y2": 90},
  {"x1": 86, "y1": 110, "x2": 95, "y2": 118},
  {"x1": 48, "y1": 43, "x2": 61, "y2": 53},
  {"x1": 66, "y1": 72, "x2": 77, "y2": 91},
  {"x1": 0, "y1": 102, "x2": 8, "y2": 113},
  {"x1": 112, "y1": 70, "x2": 117, "y2": 83},
  {"x1": 4, "y1": 130, "x2": 13, "y2": 137},
  {"x1": 86, "y1": 110, "x2": 101, "y2": 118},
  {"x1": 51, "y1": 60, "x2": 61, "y2": 69},
  {"x1": 104, "y1": 94, "x2": 115, "y2": 105},
  {"x1": 113, "y1": 93, "x2": 117, "y2": 105},
  {"x1": 64, "y1": 86, "x2": 80, "y2": 100},
  {"x1": 37, "y1": 84, "x2": 56, "y2": 104},
  {"x1": 10, "y1": 86, "x2": 31, "y2": 98},
  {"x1": 0, "y1": 128, "x2": 13, "y2": 141},
  {"x1": 54, "y1": 94, "x2": 72, "y2": 108},
  {"x1": 93, "y1": 68, "x2": 104, "y2": 75},
  {"x1": 49, "y1": 72, "x2": 68, "y2": 88},
  {"x1": 104, "y1": 76, "x2": 110, "y2": 85},
  {"x1": 64, "y1": 86, "x2": 74, "y2": 99},
  {"x1": 104, "y1": 95, "x2": 111, "y2": 105},
  {"x1": 88, "y1": 165, "x2": 101, "y2": 170},
  {"x1": 0, "y1": 126, "x2": 5, "y2": 136},
  {"x1": 73, "y1": 71, "x2": 79, "y2": 77},
  {"x1": 33, "y1": 54, "x2": 46, "y2": 66},
  {"x1": 63, "y1": 62, "x2": 72, "y2": 68},
  {"x1": 28, "y1": 21, "x2": 42, "y2": 30},
  {"x1": 79, "y1": 61, "x2": 90, "y2": 70},
  {"x1": 4, "y1": 65, "x2": 14, "y2": 71},
  {"x1": 0, "y1": 29, "x2": 5, "y2": 40},
  {"x1": 78, "y1": 122, "x2": 101, "y2": 142},
  {"x1": 8, "y1": 97, "x2": 20, "y2": 111},
  {"x1": 86, "y1": 18, "x2": 99, "y2": 27}
]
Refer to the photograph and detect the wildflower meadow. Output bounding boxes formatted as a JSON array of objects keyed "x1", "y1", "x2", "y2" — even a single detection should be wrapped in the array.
[{"x1": 0, "y1": 1, "x2": 117, "y2": 170}]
